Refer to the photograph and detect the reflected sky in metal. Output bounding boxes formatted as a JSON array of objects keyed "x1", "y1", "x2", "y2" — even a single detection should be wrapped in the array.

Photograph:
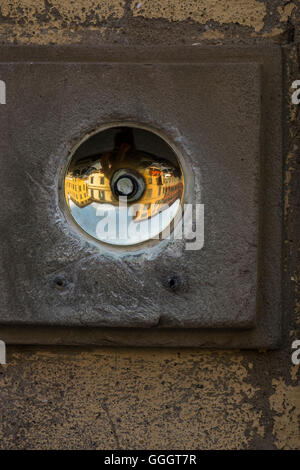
[{"x1": 64, "y1": 127, "x2": 184, "y2": 246}]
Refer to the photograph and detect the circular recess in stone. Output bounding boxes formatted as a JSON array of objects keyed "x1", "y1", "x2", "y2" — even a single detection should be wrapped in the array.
[{"x1": 64, "y1": 125, "x2": 185, "y2": 246}]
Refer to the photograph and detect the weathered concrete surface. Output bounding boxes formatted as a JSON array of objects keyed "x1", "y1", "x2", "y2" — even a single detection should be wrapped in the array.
[
  {"x1": 0, "y1": 0, "x2": 299, "y2": 449},
  {"x1": 0, "y1": 348, "x2": 276, "y2": 449},
  {"x1": 0, "y1": 0, "x2": 298, "y2": 45},
  {"x1": 0, "y1": 346, "x2": 298, "y2": 449}
]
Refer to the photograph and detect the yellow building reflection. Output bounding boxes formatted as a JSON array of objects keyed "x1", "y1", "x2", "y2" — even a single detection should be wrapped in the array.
[
  {"x1": 133, "y1": 166, "x2": 183, "y2": 221},
  {"x1": 65, "y1": 142, "x2": 183, "y2": 222},
  {"x1": 87, "y1": 170, "x2": 114, "y2": 204},
  {"x1": 65, "y1": 176, "x2": 92, "y2": 208}
]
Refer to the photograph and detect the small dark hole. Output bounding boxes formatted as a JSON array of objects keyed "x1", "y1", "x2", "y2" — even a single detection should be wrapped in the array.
[
  {"x1": 54, "y1": 278, "x2": 65, "y2": 289},
  {"x1": 168, "y1": 276, "x2": 181, "y2": 290}
]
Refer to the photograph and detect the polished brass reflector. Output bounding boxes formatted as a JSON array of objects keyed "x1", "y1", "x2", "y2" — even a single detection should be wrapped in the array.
[{"x1": 64, "y1": 126, "x2": 184, "y2": 246}]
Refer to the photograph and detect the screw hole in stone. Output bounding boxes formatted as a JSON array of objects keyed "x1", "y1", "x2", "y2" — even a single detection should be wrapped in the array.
[
  {"x1": 167, "y1": 276, "x2": 181, "y2": 291},
  {"x1": 54, "y1": 278, "x2": 65, "y2": 289}
]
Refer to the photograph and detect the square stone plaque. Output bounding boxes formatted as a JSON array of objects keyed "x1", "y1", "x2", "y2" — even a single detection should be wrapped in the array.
[{"x1": 0, "y1": 45, "x2": 282, "y2": 348}]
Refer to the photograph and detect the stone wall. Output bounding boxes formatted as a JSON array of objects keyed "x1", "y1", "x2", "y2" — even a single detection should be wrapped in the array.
[{"x1": 0, "y1": 0, "x2": 299, "y2": 449}]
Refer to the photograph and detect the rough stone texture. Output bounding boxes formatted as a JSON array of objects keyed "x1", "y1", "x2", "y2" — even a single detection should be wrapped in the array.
[
  {"x1": 131, "y1": 0, "x2": 268, "y2": 32},
  {"x1": 0, "y1": 0, "x2": 299, "y2": 450},
  {"x1": 0, "y1": 0, "x2": 298, "y2": 45}
]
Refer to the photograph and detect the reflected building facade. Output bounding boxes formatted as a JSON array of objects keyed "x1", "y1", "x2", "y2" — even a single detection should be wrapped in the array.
[{"x1": 64, "y1": 128, "x2": 184, "y2": 244}]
